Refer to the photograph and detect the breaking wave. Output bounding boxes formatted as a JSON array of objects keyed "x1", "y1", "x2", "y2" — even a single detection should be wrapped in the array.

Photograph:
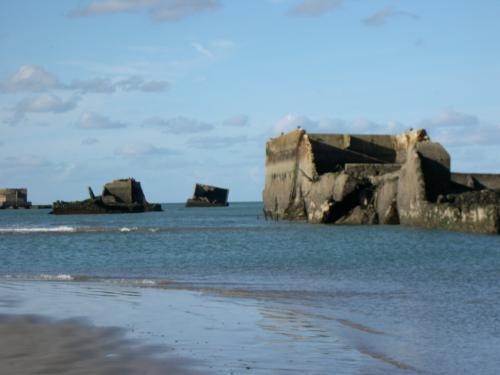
[
  {"x1": 0, "y1": 274, "x2": 370, "y2": 302},
  {"x1": 39, "y1": 274, "x2": 75, "y2": 281},
  {"x1": 0, "y1": 226, "x2": 77, "y2": 234},
  {"x1": 0, "y1": 225, "x2": 256, "y2": 235},
  {"x1": 0, "y1": 274, "x2": 173, "y2": 287},
  {"x1": 0, "y1": 226, "x2": 160, "y2": 234}
]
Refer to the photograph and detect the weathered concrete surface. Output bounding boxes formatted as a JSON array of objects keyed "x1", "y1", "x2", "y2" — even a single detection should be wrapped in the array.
[
  {"x1": 102, "y1": 179, "x2": 146, "y2": 205},
  {"x1": 0, "y1": 188, "x2": 31, "y2": 209},
  {"x1": 414, "y1": 142, "x2": 451, "y2": 202},
  {"x1": 451, "y1": 173, "x2": 500, "y2": 191},
  {"x1": 186, "y1": 184, "x2": 229, "y2": 207},
  {"x1": 375, "y1": 176, "x2": 399, "y2": 224},
  {"x1": 51, "y1": 178, "x2": 161, "y2": 215},
  {"x1": 397, "y1": 147, "x2": 500, "y2": 234},
  {"x1": 344, "y1": 163, "x2": 400, "y2": 178},
  {"x1": 263, "y1": 128, "x2": 500, "y2": 234},
  {"x1": 262, "y1": 129, "x2": 305, "y2": 219}
]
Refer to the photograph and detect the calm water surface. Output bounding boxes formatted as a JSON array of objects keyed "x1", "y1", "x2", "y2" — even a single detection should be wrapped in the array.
[{"x1": 1, "y1": 203, "x2": 499, "y2": 374}]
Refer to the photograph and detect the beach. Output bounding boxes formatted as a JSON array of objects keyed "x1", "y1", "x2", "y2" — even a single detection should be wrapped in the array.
[
  {"x1": 1, "y1": 203, "x2": 500, "y2": 374},
  {"x1": 1, "y1": 280, "x2": 374, "y2": 374}
]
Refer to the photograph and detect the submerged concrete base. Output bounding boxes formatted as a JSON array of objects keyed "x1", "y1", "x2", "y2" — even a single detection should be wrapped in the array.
[{"x1": 51, "y1": 200, "x2": 162, "y2": 215}]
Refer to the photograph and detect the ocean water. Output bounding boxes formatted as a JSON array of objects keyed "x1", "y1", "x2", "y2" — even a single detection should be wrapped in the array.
[{"x1": 1, "y1": 202, "x2": 500, "y2": 374}]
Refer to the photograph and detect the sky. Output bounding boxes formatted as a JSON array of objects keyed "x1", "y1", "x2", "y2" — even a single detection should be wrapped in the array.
[{"x1": 0, "y1": 0, "x2": 499, "y2": 203}]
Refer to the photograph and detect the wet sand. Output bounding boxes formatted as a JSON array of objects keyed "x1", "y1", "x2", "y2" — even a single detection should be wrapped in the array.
[
  {"x1": 0, "y1": 280, "x2": 419, "y2": 374},
  {"x1": 0, "y1": 314, "x2": 199, "y2": 375}
]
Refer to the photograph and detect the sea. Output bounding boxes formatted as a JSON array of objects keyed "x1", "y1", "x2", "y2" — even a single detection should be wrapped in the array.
[{"x1": 1, "y1": 202, "x2": 499, "y2": 374}]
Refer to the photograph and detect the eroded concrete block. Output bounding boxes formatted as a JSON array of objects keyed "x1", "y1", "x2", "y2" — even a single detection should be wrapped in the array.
[
  {"x1": 263, "y1": 127, "x2": 500, "y2": 234},
  {"x1": 51, "y1": 178, "x2": 161, "y2": 215},
  {"x1": 186, "y1": 184, "x2": 229, "y2": 207}
]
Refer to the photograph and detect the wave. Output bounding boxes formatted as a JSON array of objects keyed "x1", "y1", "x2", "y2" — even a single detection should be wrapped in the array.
[
  {"x1": 119, "y1": 227, "x2": 139, "y2": 232},
  {"x1": 0, "y1": 274, "x2": 377, "y2": 305},
  {"x1": 0, "y1": 225, "x2": 262, "y2": 235},
  {"x1": 0, "y1": 274, "x2": 292, "y2": 303},
  {"x1": 0, "y1": 274, "x2": 173, "y2": 287},
  {"x1": 39, "y1": 274, "x2": 75, "y2": 281},
  {"x1": 0, "y1": 226, "x2": 160, "y2": 234},
  {"x1": 0, "y1": 226, "x2": 78, "y2": 234}
]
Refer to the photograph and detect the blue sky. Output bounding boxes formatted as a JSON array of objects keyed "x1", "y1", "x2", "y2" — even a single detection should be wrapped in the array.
[{"x1": 1, "y1": 0, "x2": 499, "y2": 203}]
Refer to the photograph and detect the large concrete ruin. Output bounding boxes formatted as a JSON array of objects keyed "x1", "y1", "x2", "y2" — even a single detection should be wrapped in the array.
[
  {"x1": 51, "y1": 178, "x2": 162, "y2": 214},
  {"x1": 263, "y1": 129, "x2": 500, "y2": 234},
  {"x1": 0, "y1": 188, "x2": 31, "y2": 209}
]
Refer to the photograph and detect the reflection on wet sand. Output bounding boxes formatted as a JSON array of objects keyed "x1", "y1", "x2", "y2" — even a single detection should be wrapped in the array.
[
  {"x1": 0, "y1": 314, "x2": 202, "y2": 375},
  {"x1": 0, "y1": 280, "x2": 419, "y2": 374},
  {"x1": 358, "y1": 346, "x2": 417, "y2": 371},
  {"x1": 336, "y1": 318, "x2": 384, "y2": 335},
  {"x1": 256, "y1": 305, "x2": 420, "y2": 374}
]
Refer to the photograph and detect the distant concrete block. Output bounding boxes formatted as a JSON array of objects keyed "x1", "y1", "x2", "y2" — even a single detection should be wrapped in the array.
[{"x1": 186, "y1": 184, "x2": 229, "y2": 207}]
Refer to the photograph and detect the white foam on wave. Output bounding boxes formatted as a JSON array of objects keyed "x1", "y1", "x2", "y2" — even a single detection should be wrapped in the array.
[
  {"x1": 39, "y1": 274, "x2": 75, "y2": 281},
  {"x1": 0, "y1": 274, "x2": 173, "y2": 288},
  {"x1": 0, "y1": 274, "x2": 76, "y2": 281},
  {"x1": 120, "y1": 227, "x2": 139, "y2": 233},
  {"x1": 0, "y1": 226, "x2": 166, "y2": 234},
  {"x1": 0, "y1": 226, "x2": 77, "y2": 234},
  {"x1": 137, "y1": 279, "x2": 157, "y2": 286},
  {"x1": 99, "y1": 278, "x2": 158, "y2": 286}
]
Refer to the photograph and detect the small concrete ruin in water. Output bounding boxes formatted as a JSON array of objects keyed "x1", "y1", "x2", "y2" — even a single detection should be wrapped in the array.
[
  {"x1": 0, "y1": 188, "x2": 31, "y2": 209},
  {"x1": 186, "y1": 184, "x2": 229, "y2": 207},
  {"x1": 51, "y1": 178, "x2": 162, "y2": 214},
  {"x1": 263, "y1": 128, "x2": 500, "y2": 234}
]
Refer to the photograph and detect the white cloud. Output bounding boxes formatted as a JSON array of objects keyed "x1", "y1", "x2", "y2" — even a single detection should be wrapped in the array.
[
  {"x1": 77, "y1": 112, "x2": 126, "y2": 129},
  {"x1": 289, "y1": 0, "x2": 342, "y2": 17},
  {"x1": 74, "y1": 0, "x2": 154, "y2": 15},
  {"x1": 363, "y1": 6, "x2": 418, "y2": 27},
  {"x1": 1, "y1": 64, "x2": 168, "y2": 95},
  {"x1": 150, "y1": 0, "x2": 220, "y2": 21},
  {"x1": 0, "y1": 65, "x2": 60, "y2": 93},
  {"x1": 274, "y1": 113, "x2": 318, "y2": 133},
  {"x1": 5, "y1": 94, "x2": 80, "y2": 125},
  {"x1": 421, "y1": 110, "x2": 479, "y2": 128},
  {"x1": 135, "y1": 80, "x2": 169, "y2": 92},
  {"x1": 419, "y1": 110, "x2": 498, "y2": 147},
  {"x1": 223, "y1": 114, "x2": 249, "y2": 127},
  {"x1": 114, "y1": 76, "x2": 169, "y2": 92},
  {"x1": 273, "y1": 114, "x2": 406, "y2": 135},
  {"x1": 69, "y1": 76, "x2": 169, "y2": 93},
  {"x1": 15, "y1": 94, "x2": 79, "y2": 113},
  {"x1": 431, "y1": 125, "x2": 500, "y2": 147},
  {"x1": 274, "y1": 111, "x2": 498, "y2": 149},
  {"x1": 71, "y1": 0, "x2": 220, "y2": 22},
  {"x1": 0, "y1": 155, "x2": 68, "y2": 172},
  {"x1": 68, "y1": 78, "x2": 116, "y2": 93},
  {"x1": 187, "y1": 135, "x2": 248, "y2": 149},
  {"x1": 143, "y1": 116, "x2": 214, "y2": 134},
  {"x1": 114, "y1": 142, "x2": 176, "y2": 157}
]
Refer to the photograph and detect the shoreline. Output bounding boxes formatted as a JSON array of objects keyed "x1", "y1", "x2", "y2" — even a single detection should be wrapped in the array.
[{"x1": 0, "y1": 279, "x2": 397, "y2": 374}]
